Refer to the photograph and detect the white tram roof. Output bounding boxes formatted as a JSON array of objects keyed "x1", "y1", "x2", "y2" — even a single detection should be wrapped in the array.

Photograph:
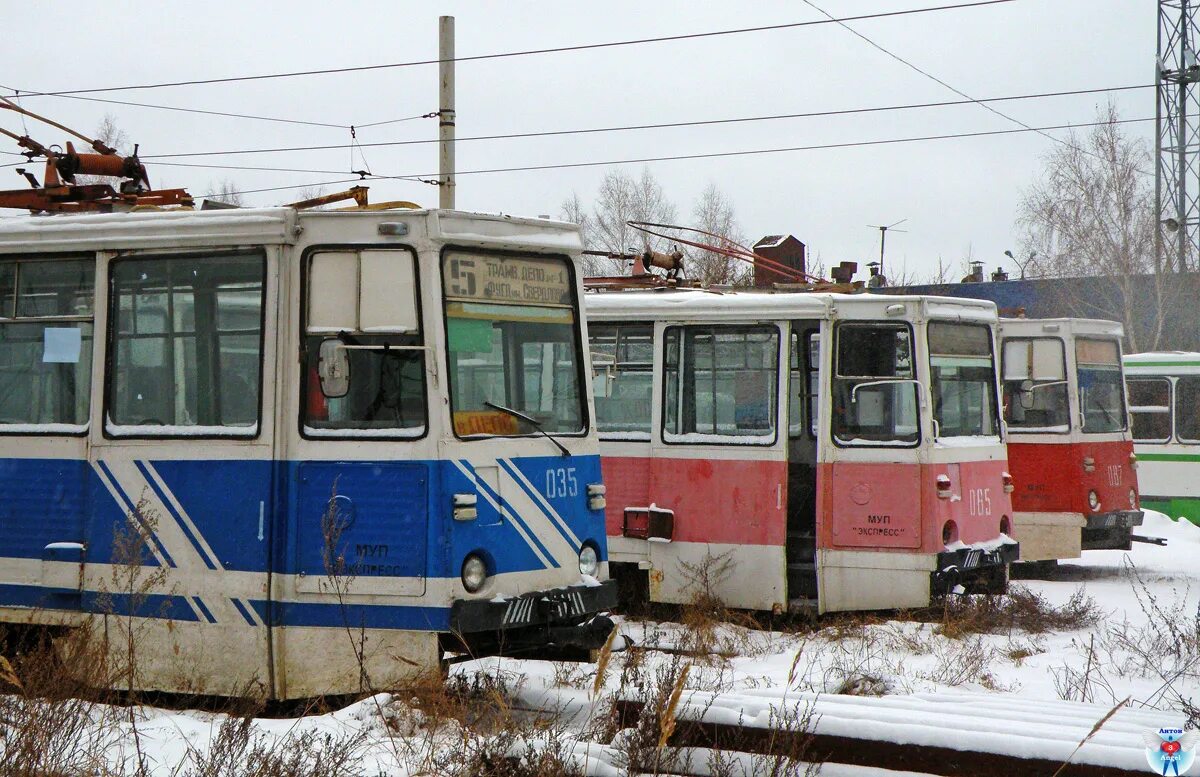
[
  {"x1": 585, "y1": 287, "x2": 997, "y2": 324},
  {"x1": 0, "y1": 207, "x2": 582, "y2": 255},
  {"x1": 1124, "y1": 351, "x2": 1200, "y2": 375},
  {"x1": 999, "y1": 317, "x2": 1124, "y2": 339}
]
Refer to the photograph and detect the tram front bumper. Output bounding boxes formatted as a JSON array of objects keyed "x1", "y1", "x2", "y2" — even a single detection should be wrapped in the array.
[
  {"x1": 446, "y1": 579, "x2": 620, "y2": 653},
  {"x1": 1082, "y1": 509, "x2": 1144, "y2": 551},
  {"x1": 932, "y1": 541, "x2": 1019, "y2": 595}
]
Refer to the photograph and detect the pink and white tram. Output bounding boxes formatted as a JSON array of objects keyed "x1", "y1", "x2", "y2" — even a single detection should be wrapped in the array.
[{"x1": 586, "y1": 289, "x2": 1017, "y2": 613}]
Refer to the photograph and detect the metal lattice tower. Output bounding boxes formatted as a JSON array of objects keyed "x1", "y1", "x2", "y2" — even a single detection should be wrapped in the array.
[{"x1": 1157, "y1": 1, "x2": 1200, "y2": 273}]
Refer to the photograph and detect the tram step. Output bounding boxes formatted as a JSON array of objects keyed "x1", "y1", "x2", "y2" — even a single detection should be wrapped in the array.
[
  {"x1": 786, "y1": 531, "x2": 816, "y2": 562},
  {"x1": 787, "y1": 562, "x2": 818, "y2": 599},
  {"x1": 788, "y1": 596, "x2": 818, "y2": 613}
]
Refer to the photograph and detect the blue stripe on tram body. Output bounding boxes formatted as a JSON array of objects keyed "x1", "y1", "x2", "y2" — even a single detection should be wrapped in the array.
[{"x1": 0, "y1": 454, "x2": 607, "y2": 633}]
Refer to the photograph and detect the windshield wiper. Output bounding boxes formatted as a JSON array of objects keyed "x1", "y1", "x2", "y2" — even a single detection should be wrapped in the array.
[{"x1": 484, "y1": 400, "x2": 570, "y2": 457}]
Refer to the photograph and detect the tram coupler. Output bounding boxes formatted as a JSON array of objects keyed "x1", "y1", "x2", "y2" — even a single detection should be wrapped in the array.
[
  {"x1": 932, "y1": 541, "x2": 1019, "y2": 596},
  {"x1": 1081, "y1": 509, "x2": 1144, "y2": 551},
  {"x1": 1130, "y1": 534, "x2": 1168, "y2": 546}
]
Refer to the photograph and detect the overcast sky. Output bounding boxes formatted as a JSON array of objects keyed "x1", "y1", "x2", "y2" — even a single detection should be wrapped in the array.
[{"x1": 0, "y1": 1, "x2": 1152, "y2": 280}]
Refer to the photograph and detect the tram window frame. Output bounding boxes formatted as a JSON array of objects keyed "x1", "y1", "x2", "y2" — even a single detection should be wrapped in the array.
[
  {"x1": 928, "y1": 321, "x2": 1001, "y2": 440},
  {"x1": 1075, "y1": 337, "x2": 1127, "y2": 434},
  {"x1": 299, "y1": 245, "x2": 429, "y2": 441},
  {"x1": 831, "y1": 321, "x2": 920, "y2": 449},
  {"x1": 440, "y1": 247, "x2": 589, "y2": 442},
  {"x1": 788, "y1": 328, "x2": 820, "y2": 439},
  {"x1": 661, "y1": 324, "x2": 781, "y2": 447},
  {"x1": 1127, "y1": 376, "x2": 1172, "y2": 444},
  {"x1": 105, "y1": 250, "x2": 267, "y2": 440},
  {"x1": 1000, "y1": 336, "x2": 1070, "y2": 434},
  {"x1": 1176, "y1": 376, "x2": 1200, "y2": 444},
  {"x1": 0, "y1": 255, "x2": 95, "y2": 435},
  {"x1": 590, "y1": 322, "x2": 654, "y2": 440}
]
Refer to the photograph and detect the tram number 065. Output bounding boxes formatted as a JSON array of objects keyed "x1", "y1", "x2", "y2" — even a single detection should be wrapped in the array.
[
  {"x1": 967, "y1": 488, "x2": 992, "y2": 517},
  {"x1": 545, "y1": 467, "x2": 578, "y2": 499}
]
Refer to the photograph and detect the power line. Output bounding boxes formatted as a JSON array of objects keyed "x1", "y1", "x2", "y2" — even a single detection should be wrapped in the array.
[
  {"x1": 0, "y1": 82, "x2": 437, "y2": 132},
  {"x1": 799, "y1": 0, "x2": 1153, "y2": 176},
  {"x1": 201, "y1": 116, "x2": 1153, "y2": 199},
  {"x1": 5, "y1": 1, "x2": 1017, "y2": 98},
  {"x1": 141, "y1": 83, "x2": 1150, "y2": 161}
]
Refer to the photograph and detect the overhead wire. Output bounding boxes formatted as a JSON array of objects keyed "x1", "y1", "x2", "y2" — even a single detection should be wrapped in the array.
[
  {"x1": 4, "y1": 0, "x2": 1017, "y2": 98},
  {"x1": 198, "y1": 115, "x2": 1154, "y2": 199},
  {"x1": 140, "y1": 83, "x2": 1152, "y2": 161},
  {"x1": 0, "y1": 81, "x2": 437, "y2": 134},
  {"x1": 798, "y1": 0, "x2": 1154, "y2": 176}
]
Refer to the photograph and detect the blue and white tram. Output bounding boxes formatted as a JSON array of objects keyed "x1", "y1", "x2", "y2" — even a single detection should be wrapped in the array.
[{"x1": 0, "y1": 207, "x2": 615, "y2": 698}]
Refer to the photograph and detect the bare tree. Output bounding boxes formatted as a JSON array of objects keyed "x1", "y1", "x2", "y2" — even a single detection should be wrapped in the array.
[
  {"x1": 584, "y1": 168, "x2": 677, "y2": 275},
  {"x1": 1017, "y1": 102, "x2": 1173, "y2": 351},
  {"x1": 205, "y1": 179, "x2": 245, "y2": 207},
  {"x1": 558, "y1": 191, "x2": 594, "y2": 253},
  {"x1": 689, "y1": 182, "x2": 751, "y2": 285}
]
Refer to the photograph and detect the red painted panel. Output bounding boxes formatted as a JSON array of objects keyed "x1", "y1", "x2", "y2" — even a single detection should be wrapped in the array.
[
  {"x1": 600, "y1": 455, "x2": 650, "y2": 537},
  {"x1": 602, "y1": 455, "x2": 787, "y2": 546},
  {"x1": 1007, "y1": 440, "x2": 1136, "y2": 515},
  {"x1": 926, "y1": 458, "x2": 1015, "y2": 546},
  {"x1": 823, "y1": 462, "x2": 922, "y2": 549}
]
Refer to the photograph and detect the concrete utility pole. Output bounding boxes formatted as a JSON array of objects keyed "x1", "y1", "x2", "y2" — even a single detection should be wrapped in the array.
[
  {"x1": 1157, "y1": 0, "x2": 1200, "y2": 273},
  {"x1": 439, "y1": 15, "x2": 456, "y2": 210}
]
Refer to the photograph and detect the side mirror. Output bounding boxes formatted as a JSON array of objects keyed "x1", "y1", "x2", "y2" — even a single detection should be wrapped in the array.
[
  {"x1": 318, "y1": 339, "x2": 350, "y2": 398},
  {"x1": 1019, "y1": 379, "x2": 1035, "y2": 409}
]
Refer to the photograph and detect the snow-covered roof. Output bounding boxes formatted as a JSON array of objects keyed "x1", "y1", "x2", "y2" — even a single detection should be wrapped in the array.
[
  {"x1": 753, "y1": 234, "x2": 792, "y2": 249},
  {"x1": 1000, "y1": 317, "x2": 1124, "y2": 339},
  {"x1": 585, "y1": 288, "x2": 997, "y2": 323},
  {"x1": 0, "y1": 207, "x2": 582, "y2": 255}
]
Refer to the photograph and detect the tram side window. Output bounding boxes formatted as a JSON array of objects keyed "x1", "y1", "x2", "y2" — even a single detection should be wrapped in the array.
[
  {"x1": 663, "y1": 325, "x2": 779, "y2": 444},
  {"x1": 1076, "y1": 338, "x2": 1126, "y2": 434},
  {"x1": 304, "y1": 249, "x2": 426, "y2": 437},
  {"x1": 1001, "y1": 338, "x2": 1069, "y2": 432},
  {"x1": 1128, "y1": 377, "x2": 1171, "y2": 443},
  {"x1": 590, "y1": 323, "x2": 653, "y2": 438},
  {"x1": 788, "y1": 330, "x2": 820, "y2": 438},
  {"x1": 832, "y1": 322, "x2": 918, "y2": 447},
  {"x1": 0, "y1": 258, "x2": 94, "y2": 429},
  {"x1": 109, "y1": 253, "x2": 264, "y2": 434},
  {"x1": 928, "y1": 322, "x2": 999, "y2": 438},
  {"x1": 1176, "y1": 377, "x2": 1200, "y2": 443}
]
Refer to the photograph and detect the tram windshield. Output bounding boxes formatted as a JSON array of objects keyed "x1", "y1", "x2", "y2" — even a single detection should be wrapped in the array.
[
  {"x1": 443, "y1": 253, "x2": 585, "y2": 437},
  {"x1": 832, "y1": 322, "x2": 919, "y2": 446},
  {"x1": 928, "y1": 322, "x2": 999, "y2": 439},
  {"x1": 1001, "y1": 337, "x2": 1069, "y2": 433},
  {"x1": 1076, "y1": 338, "x2": 1125, "y2": 434}
]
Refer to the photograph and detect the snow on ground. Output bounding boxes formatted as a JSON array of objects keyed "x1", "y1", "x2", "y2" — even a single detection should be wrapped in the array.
[{"x1": 4, "y1": 510, "x2": 1197, "y2": 774}]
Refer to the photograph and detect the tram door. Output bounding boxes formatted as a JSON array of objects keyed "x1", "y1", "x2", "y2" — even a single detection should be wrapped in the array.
[
  {"x1": 786, "y1": 322, "x2": 821, "y2": 607},
  {"x1": 85, "y1": 249, "x2": 276, "y2": 696}
]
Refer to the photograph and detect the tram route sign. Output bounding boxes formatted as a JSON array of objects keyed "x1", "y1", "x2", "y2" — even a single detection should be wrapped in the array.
[{"x1": 444, "y1": 253, "x2": 571, "y2": 306}]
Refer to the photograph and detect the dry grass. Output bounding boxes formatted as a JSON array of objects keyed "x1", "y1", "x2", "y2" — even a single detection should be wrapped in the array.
[{"x1": 928, "y1": 587, "x2": 1102, "y2": 639}]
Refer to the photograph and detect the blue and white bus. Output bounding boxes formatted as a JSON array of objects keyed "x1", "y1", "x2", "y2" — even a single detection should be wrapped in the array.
[{"x1": 0, "y1": 206, "x2": 615, "y2": 698}]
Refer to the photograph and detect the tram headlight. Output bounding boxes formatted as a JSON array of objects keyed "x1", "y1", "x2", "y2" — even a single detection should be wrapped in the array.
[
  {"x1": 1087, "y1": 490, "x2": 1101, "y2": 512},
  {"x1": 1129, "y1": 488, "x2": 1138, "y2": 510},
  {"x1": 461, "y1": 554, "x2": 488, "y2": 593},
  {"x1": 578, "y1": 544, "x2": 599, "y2": 577}
]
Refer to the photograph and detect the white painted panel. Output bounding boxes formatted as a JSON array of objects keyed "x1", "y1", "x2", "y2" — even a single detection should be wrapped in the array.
[
  {"x1": 359, "y1": 251, "x2": 418, "y2": 332},
  {"x1": 308, "y1": 252, "x2": 358, "y2": 332}
]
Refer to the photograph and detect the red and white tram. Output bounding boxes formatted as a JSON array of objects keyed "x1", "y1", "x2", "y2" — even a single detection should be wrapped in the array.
[
  {"x1": 998, "y1": 317, "x2": 1142, "y2": 562},
  {"x1": 586, "y1": 289, "x2": 1017, "y2": 613}
]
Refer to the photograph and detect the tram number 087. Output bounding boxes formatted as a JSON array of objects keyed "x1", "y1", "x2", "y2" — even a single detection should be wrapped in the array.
[
  {"x1": 967, "y1": 488, "x2": 992, "y2": 517},
  {"x1": 545, "y1": 467, "x2": 578, "y2": 499}
]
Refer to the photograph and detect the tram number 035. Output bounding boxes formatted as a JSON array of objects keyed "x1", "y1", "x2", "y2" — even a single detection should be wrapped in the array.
[
  {"x1": 967, "y1": 488, "x2": 992, "y2": 517},
  {"x1": 545, "y1": 467, "x2": 578, "y2": 499}
]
